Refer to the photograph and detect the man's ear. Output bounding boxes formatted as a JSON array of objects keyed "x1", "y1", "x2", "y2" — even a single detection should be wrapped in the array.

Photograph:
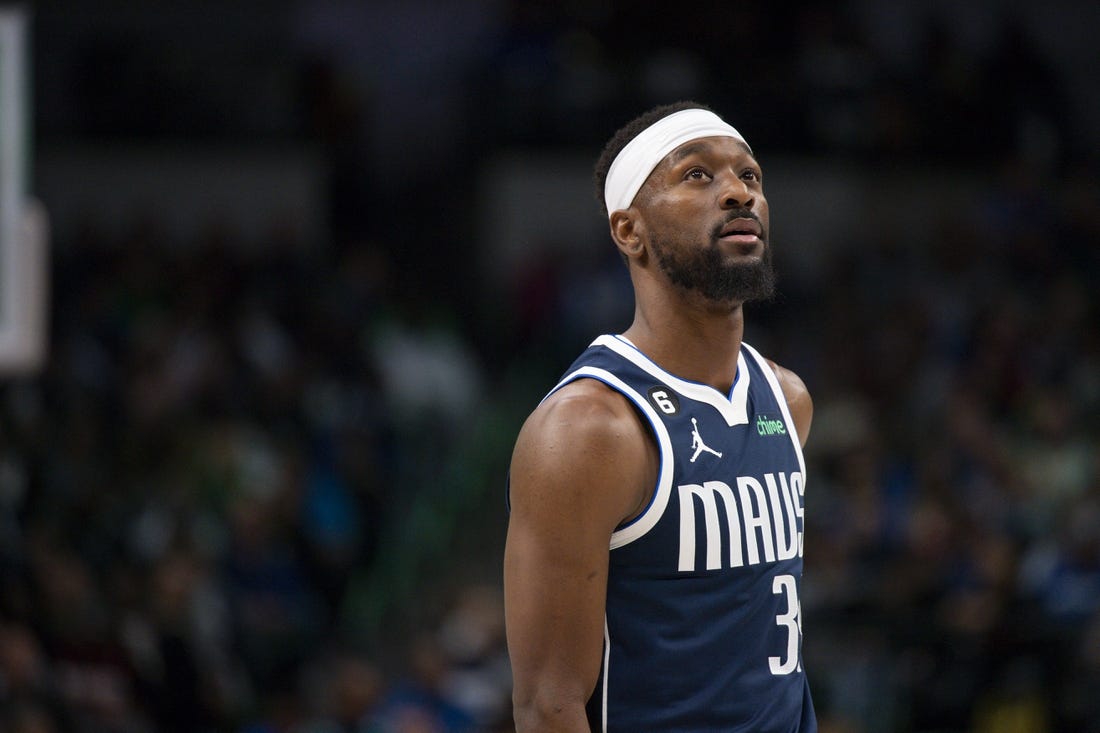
[{"x1": 610, "y1": 210, "x2": 645, "y2": 260}]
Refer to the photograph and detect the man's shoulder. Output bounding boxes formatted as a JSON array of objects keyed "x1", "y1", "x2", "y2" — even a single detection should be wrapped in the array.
[
  {"x1": 763, "y1": 359, "x2": 810, "y2": 401},
  {"x1": 511, "y1": 376, "x2": 656, "y2": 525},
  {"x1": 526, "y1": 377, "x2": 643, "y2": 446}
]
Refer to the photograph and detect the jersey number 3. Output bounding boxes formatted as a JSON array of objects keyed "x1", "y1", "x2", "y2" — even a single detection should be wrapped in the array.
[{"x1": 769, "y1": 574, "x2": 802, "y2": 675}]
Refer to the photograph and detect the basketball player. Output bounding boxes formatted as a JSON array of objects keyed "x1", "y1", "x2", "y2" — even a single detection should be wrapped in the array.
[{"x1": 504, "y1": 102, "x2": 817, "y2": 732}]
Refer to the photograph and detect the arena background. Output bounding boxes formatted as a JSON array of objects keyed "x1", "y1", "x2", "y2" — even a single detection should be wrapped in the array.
[{"x1": 2, "y1": 1, "x2": 1098, "y2": 731}]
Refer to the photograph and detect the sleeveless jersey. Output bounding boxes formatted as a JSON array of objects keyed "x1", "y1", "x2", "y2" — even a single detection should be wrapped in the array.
[{"x1": 547, "y1": 334, "x2": 816, "y2": 733}]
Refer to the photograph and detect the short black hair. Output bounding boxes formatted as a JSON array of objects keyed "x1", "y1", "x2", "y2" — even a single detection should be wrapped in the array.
[{"x1": 593, "y1": 100, "x2": 715, "y2": 218}]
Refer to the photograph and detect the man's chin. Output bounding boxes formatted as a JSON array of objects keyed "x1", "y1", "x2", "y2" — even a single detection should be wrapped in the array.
[
  {"x1": 656, "y1": 243, "x2": 776, "y2": 304},
  {"x1": 713, "y1": 264, "x2": 776, "y2": 304}
]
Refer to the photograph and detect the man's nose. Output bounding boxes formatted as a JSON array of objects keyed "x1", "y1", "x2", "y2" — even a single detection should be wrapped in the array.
[{"x1": 720, "y1": 176, "x2": 755, "y2": 209}]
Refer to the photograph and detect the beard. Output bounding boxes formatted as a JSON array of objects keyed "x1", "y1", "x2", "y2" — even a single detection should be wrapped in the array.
[{"x1": 651, "y1": 230, "x2": 776, "y2": 305}]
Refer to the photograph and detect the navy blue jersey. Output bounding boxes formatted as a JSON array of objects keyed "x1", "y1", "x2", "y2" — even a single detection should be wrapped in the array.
[{"x1": 547, "y1": 334, "x2": 816, "y2": 733}]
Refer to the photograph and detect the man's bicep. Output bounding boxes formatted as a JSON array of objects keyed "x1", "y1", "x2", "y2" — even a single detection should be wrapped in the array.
[
  {"x1": 503, "y1": 493, "x2": 610, "y2": 705},
  {"x1": 505, "y1": 414, "x2": 616, "y2": 668}
]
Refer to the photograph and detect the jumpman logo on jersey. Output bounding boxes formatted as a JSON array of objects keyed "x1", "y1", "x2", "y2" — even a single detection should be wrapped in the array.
[{"x1": 690, "y1": 417, "x2": 723, "y2": 462}]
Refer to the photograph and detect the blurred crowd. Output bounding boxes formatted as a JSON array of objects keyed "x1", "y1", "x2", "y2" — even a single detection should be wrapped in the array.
[
  {"x1": 0, "y1": 217, "x2": 514, "y2": 732},
  {"x1": 788, "y1": 157, "x2": 1100, "y2": 731},
  {"x1": 2, "y1": 1, "x2": 1098, "y2": 732}
]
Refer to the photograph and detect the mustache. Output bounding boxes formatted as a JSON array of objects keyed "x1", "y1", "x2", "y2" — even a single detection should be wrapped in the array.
[{"x1": 711, "y1": 208, "x2": 766, "y2": 241}]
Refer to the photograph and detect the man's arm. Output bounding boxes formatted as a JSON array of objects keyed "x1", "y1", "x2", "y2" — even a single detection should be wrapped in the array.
[
  {"x1": 768, "y1": 361, "x2": 813, "y2": 448},
  {"x1": 504, "y1": 379, "x2": 655, "y2": 732}
]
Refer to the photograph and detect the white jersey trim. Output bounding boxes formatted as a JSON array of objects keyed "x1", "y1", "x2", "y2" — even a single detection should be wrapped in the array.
[
  {"x1": 601, "y1": 616, "x2": 611, "y2": 733},
  {"x1": 545, "y1": 364, "x2": 675, "y2": 549},
  {"x1": 593, "y1": 334, "x2": 751, "y2": 427}
]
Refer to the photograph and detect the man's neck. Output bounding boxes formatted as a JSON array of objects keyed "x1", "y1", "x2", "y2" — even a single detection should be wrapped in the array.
[{"x1": 622, "y1": 294, "x2": 745, "y2": 394}]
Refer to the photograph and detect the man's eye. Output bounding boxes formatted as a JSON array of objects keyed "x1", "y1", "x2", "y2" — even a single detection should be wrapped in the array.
[
  {"x1": 741, "y1": 170, "x2": 760, "y2": 181},
  {"x1": 686, "y1": 168, "x2": 710, "y2": 180}
]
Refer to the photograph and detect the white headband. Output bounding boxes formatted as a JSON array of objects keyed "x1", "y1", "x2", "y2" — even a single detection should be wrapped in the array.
[{"x1": 603, "y1": 108, "x2": 748, "y2": 218}]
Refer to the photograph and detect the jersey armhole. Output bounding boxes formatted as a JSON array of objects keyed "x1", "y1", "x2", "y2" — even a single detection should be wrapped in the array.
[{"x1": 741, "y1": 343, "x2": 807, "y2": 480}]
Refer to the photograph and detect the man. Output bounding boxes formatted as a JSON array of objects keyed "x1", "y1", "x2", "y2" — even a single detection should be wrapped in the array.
[{"x1": 504, "y1": 101, "x2": 816, "y2": 732}]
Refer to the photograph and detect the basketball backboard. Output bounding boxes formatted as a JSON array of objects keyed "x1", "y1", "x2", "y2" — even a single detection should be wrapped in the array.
[{"x1": 0, "y1": 7, "x2": 47, "y2": 375}]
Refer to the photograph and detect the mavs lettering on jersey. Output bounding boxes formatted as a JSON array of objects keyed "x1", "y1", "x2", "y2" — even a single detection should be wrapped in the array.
[
  {"x1": 544, "y1": 334, "x2": 817, "y2": 733},
  {"x1": 677, "y1": 471, "x2": 804, "y2": 572}
]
